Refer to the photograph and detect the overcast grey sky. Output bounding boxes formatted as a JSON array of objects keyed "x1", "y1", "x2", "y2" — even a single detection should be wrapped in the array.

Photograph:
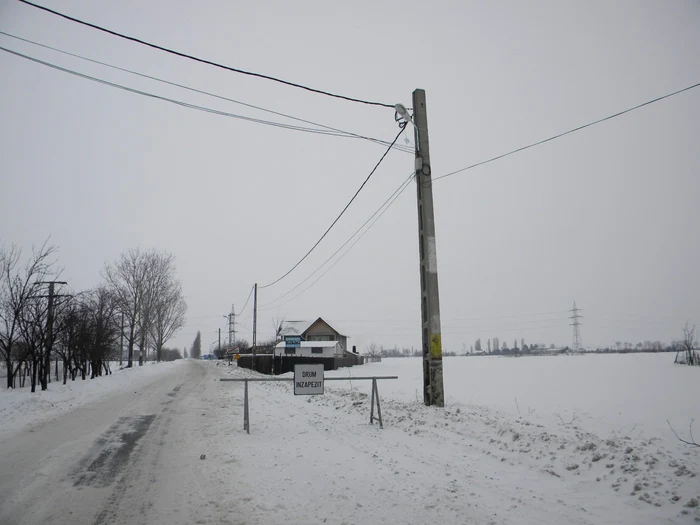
[{"x1": 1, "y1": 0, "x2": 699, "y2": 354}]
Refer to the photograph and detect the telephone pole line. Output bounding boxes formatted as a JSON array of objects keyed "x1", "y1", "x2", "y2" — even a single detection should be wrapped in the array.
[
  {"x1": 408, "y1": 89, "x2": 445, "y2": 406},
  {"x1": 120, "y1": 312, "x2": 124, "y2": 366},
  {"x1": 35, "y1": 280, "x2": 68, "y2": 390},
  {"x1": 252, "y1": 283, "x2": 258, "y2": 371},
  {"x1": 569, "y1": 301, "x2": 583, "y2": 352}
]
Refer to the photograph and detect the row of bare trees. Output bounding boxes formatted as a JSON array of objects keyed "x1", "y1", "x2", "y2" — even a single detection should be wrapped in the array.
[
  {"x1": 0, "y1": 242, "x2": 187, "y2": 392},
  {"x1": 104, "y1": 248, "x2": 187, "y2": 367},
  {"x1": 0, "y1": 242, "x2": 60, "y2": 391}
]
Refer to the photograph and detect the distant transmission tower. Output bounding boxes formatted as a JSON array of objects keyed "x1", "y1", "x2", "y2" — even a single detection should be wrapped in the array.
[
  {"x1": 569, "y1": 301, "x2": 583, "y2": 352},
  {"x1": 228, "y1": 304, "x2": 236, "y2": 347}
]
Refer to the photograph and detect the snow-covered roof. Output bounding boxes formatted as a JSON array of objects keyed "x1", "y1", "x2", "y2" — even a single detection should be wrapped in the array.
[
  {"x1": 275, "y1": 341, "x2": 339, "y2": 348},
  {"x1": 283, "y1": 317, "x2": 349, "y2": 338},
  {"x1": 283, "y1": 320, "x2": 309, "y2": 336},
  {"x1": 319, "y1": 319, "x2": 350, "y2": 338}
]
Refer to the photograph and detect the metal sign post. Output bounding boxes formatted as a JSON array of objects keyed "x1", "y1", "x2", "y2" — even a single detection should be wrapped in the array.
[
  {"x1": 243, "y1": 380, "x2": 249, "y2": 433},
  {"x1": 369, "y1": 378, "x2": 384, "y2": 429},
  {"x1": 221, "y1": 375, "x2": 397, "y2": 433}
]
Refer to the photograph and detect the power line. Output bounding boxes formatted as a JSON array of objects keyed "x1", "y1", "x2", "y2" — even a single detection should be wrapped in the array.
[
  {"x1": 18, "y1": 0, "x2": 395, "y2": 109},
  {"x1": 259, "y1": 126, "x2": 406, "y2": 289},
  {"x1": 260, "y1": 172, "x2": 414, "y2": 308},
  {"x1": 432, "y1": 80, "x2": 700, "y2": 182},
  {"x1": 327, "y1": 323, "x2": 569, "y2": 337},
  {"x1": 0, "y1": 30, "x2": 413, "y2": 154},
  {"x1": 445, "y1": 309, "x2": 570, "y2": 322},
  {"x1": 0, "y1": 45, "x2": 386, "y2": 140},
  {"x1": 260, "y1": 170, "x2": 414, "y2": 311},
  {"x1": 301, "y1": 311, "x2": 571, "y2": 324},
  {"x1": 237, "y1": 285, "x2": 255, "y2": 317}
]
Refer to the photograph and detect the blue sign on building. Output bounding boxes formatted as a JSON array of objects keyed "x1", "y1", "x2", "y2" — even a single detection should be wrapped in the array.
[{"x1": 284, "y1": 335, "x2": 302, "y2": 348}]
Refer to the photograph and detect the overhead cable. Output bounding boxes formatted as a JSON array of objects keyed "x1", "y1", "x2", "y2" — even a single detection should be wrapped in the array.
[
  {"x1": 259, "y1": 172, "x2": 415, "y2": 308},
  {"x1": 237, "y1": 285, "x2": 255, "y2": 317},
  {"x1": 433, "y1": 80, "x2": 700, "y2": 182},
  {"x1": 0, "y1": 46, "x2": 377, "y2": 138},
  {"x1": 258, "y1": 126, "x2": 406, "y2": 289},
  {"x1": 0, "y1": 30, "x2": 413, "y2": 154},
  {"x1": 18, "y1": 0, "x2": 395, "y2": 109},
  {"x1": 259, "y1": 171, "x2": 414, "y2": 311}
]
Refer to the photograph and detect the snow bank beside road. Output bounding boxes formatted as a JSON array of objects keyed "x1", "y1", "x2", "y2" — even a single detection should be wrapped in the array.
[{"x1": 0, "y1": 361, "x2": 185, "y2": 440}]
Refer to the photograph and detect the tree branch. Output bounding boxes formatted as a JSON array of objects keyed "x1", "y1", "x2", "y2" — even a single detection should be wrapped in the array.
[{"x1": 667, "y1": 419, "x2": 700, "y2": 448}]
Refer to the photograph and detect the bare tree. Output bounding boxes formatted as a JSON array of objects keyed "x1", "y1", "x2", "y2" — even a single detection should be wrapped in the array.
[
  {"x1": 676, "y1": 322, "x2": 698, "y2": 366},
  {"x1": 0, "y1": 242, "x2": 57, "y2": 389},
  {"x1": 149, "y1": 277, "x2": 187, "y2": 362},
  {"x1": 18, "y1": 296, "x2": 49, "y2": 392},
  {"x1": 667, "y1": 419, "x2": 700, "y2": 448},
  {"x1": 84, "y1": 287, "x2": 120, "y2": 377},
  {"x1": 271, "y1": 315, "x2": 292, "y2": 342},
  {"x1": 104, "y1": 249, "x2": 150, "y2": 368},
  {"x1": 131, "y1": 250, "x2": 185, "y2": 363},
  {"x1": 365, "y1": 341, "x2": 380, "y2": 357}
]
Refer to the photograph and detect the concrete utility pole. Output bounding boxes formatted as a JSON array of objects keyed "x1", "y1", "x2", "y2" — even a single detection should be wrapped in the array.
[
  {"x1": 252, "y1": 283, "x2": 258, "y2": 371},
  {"x1": 218, "y1": 328, "x2": 221, "y2": 357},
  {"x1": 411, "y1": 89, "x2": 445, "y2": 407}
]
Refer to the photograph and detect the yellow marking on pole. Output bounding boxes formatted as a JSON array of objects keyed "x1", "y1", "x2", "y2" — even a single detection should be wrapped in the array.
[{"x1": 430, "y1": 333, "x2": 442, "y2": 359}]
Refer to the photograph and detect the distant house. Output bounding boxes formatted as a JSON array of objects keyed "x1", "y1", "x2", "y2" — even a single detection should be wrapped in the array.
[
  {"x1": 284, "y1": 317, "x2": 350, "y2": 352},
  {"x1": 273, "y1": 341, "x2": 342, "y2": 358},
  {"x1": 238, "y1": 317, "x2": 360, "y2": 375}
]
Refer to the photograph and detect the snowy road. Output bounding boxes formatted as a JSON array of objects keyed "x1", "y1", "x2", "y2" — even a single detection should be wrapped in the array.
[{"x1": 0, "y1": 360, "x2": 242, "y2": 525}]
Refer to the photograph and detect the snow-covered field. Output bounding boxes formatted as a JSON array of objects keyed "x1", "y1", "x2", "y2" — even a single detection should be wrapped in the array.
[
  {"x1": 1, "y1": 354, "x2": 698, "y2": 524},
  {"x1": 220, "y1": 353, "x2": 700, "y2": 524},
  {"x1": 327, "y1": 353, "x2": 700, "y2": 445}
]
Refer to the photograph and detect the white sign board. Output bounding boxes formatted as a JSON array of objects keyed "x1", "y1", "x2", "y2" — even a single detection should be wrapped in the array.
[{"x1": 294, "y1": 364, "x2": 324, "y2": 395}]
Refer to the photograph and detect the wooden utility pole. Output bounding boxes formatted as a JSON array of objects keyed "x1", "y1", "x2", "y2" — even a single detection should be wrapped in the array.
[
  {"x1": 44, "y1": 282, "x2": 54, "y2": 389},
  {"x1": 36, "y1": 280, "x2": 68, "y2": 391},
  {"x1": 252, "y1": 284, "x2": 258, "y2": 371},
  {"x1": 412, "y1": 89, "x2": 445, "y2": 406},
  {"x1": 120, "y1": 312, "x2": 124, "y2": 366}
]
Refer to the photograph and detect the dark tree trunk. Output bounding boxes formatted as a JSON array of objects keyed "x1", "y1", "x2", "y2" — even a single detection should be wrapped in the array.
[
  {"x1": 5, "y1": 356, "x2": 13, "y2": 389},
  {"x1": 30, "y1": 360, "x2": 37, "y2": 393},
  {"x1": 39, "y1": 357, "x2": 48, "y2": 391}
]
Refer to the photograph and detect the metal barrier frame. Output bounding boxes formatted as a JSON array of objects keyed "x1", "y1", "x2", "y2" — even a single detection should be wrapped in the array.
[{"x1": 220, "y1": 376, "x2": 398, "y2": 433}]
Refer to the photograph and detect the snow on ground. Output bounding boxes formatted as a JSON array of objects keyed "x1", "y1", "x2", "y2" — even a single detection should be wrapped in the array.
[
  {"x1": 0, "y1": 360, "x2": 184, "y2": 440},
  {"x1": 1, "y1": 354, "x2": 698, "y2": 524},
  {"x1": 211, "y1": 354, "x2": 700, "y2": 524}
]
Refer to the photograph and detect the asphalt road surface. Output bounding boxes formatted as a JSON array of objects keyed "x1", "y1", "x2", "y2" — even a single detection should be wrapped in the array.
[{"x1": 0, "y1": 360, "x2": 239, "y2": 525}]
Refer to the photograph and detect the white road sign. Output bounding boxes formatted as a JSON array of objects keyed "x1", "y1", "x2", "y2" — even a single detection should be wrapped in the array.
[{"x1": 294, "y1": 364, "x2": 324, "y2": 395}]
